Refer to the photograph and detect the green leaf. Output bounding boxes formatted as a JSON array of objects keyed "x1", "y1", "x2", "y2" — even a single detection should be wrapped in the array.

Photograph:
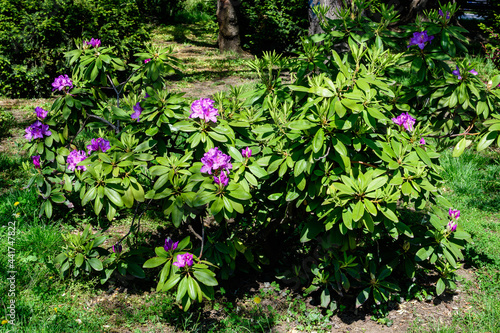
[
  {"x1": 248, "y1": 164, "x2": 267, "y2": 178},
  {"x1": 452, "y1": 137, "x2": 467, "y2": 157},
  {"x1": 313, "y1": 128, "x2": 325, "y2": 153},
  {"x1": 356, "y1": 287, "x2": 371, "y2": 308},
  {"x1": 187, "y1": 276, "x2": 198, "y2": 300},
  {"x1": 176, "y1": 277, "x2": 188, "y2": 303},
  {"x1": 210, "y1": 197, "x2": 224, "y2": 215},
  {"x1": 193, "y1": 269, "x2": 218, "y2": 286},
  {"x1": 75, "y1": 253, "x2": 84, "y2": 268},
  {"x1": 162, "y1": 273, "x2": 181, "y2": 292},
  {"x1": 320, "y1": 288, "x2": 331, "y2": 308},
  {"x1": 127, "y1": 262, "x2": 145, "y2": 278},
  {"x1": 309, "y1": 86, "x2": 334, "y2": 97},
  {"x1": 477, "y1": 131, "x2": 497, "y2": 151},
  {"x1": 415, "y1": 146, "x2": 432, "y2": 167},
  {"x1": 366, "y1": 176, "x2": 387, "y2": 193},
  {"x1": 104, "y1": 187, "x2": 123, "y2": 207},
  {"x1": 415, "y1": 246, "x2": 434, "y2": 261},
  {"x1": 436, "y1": 278, "x2": 445, "y2": 296},
  {"x1": 300, "y1": 220, "x2": 324, "y2": 243},
  {"x1": 352, "y1": 200, "x2": 364, "y2": 222},
  {"x1": 288, "y1": 120, "x2": 315, "y2": 130},
  {"x1": 88, "y1": 258, "x2": 103, "y2": 271},
  {"x1": 143, "y1": 256, "x2": 168, "y2": 268}
]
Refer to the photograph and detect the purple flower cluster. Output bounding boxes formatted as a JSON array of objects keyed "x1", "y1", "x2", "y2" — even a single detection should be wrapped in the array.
[
  {"x1": 201, "y1": 147, "x2": 232, "y2": 175},
  {"x1": 214, "y1": 170, "x2": 229, "y2": 187},
  {"x1": 241, "y1": 147, "x2": 252, "y2": 158},
  {"x1": 408, "y1": 31, "x2": 434, "y2": 50},
  {"x1": 52, "y1": 74, "x2": 73, "y2": 92},
  {"x1": 452, "y1": 66, "x2": 478, "y2": 80},
  {"x1": 449, "y1": 208, "x2": 460, "y2": 220},
  {"x1": 173, "y1": 253, "x2": 193, "y2": 268},
  {"x1": 24, "y1": 121, "x2": 52, "y2": 141},
  {"x1": 201, "y1": 148, "x2": 233, "y2": 187},
  {"x1": 35, "y1": 107, "x2": 47, "y2": 119},
  {"x1": 131, "y1": 102, "x2": 143, "y2": 122},
  {"x1": 32, "y1": 155, "x2": 41, "y2": 169},
  {"x1": 392, "y1": 112, "x2": 416, "y2": 132},
  {"x1": 84, "y1": 38, "x2": 101, "y2": 48},
  {"x1": 447, "y1": 208, "x2": 460, "y2": 233},
  {"x1": 439, "y1": 9, "x2": 450, "y2": 20},
  {"x1": 87, "y1": 138, "x2": 111, "y2": 153},
  {"x1": 144, "y1": 59, "x2": 151, "y2": 64},
  {"x1": 164, "y1": 238, "x2": 179, "y2": 252},
  {"x1": 189, "y1": 98, "x2": 219, "y2": 123},
  {"x1": 420, "y1": 138, "x2": 426, "y2": 145},
  {"x1": 112, "y1": 243, "x2": 122, "y2": 254},
  {"x1": 67, "y1": 150, "x2": 87, "y2": 171}
]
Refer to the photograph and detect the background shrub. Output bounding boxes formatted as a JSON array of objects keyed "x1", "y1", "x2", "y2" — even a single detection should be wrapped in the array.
[
  {"x1": 239, "y1": 0, "x2": 309, "y2": 54},
  {"x1": 0, "y1": 0, "x2": 149, "y2": 98}
]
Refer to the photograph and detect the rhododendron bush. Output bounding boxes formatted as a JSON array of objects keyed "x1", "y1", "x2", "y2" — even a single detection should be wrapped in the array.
[{"x1": 22, "y1": 1, "x2": 500, "y2": 310}]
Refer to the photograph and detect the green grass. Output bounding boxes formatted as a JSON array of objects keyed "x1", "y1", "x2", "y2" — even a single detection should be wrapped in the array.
[{"x1": 413, "y1": 148, "x2": 500, "y2": 332}]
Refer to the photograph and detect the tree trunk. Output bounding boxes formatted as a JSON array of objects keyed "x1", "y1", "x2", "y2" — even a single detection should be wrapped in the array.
[
  {"x1": 308, "y1": 0, "x2": 347, "y2": 35},
  {"x1": 217, "y1": 0, "x2": 242, "y2": 53}
]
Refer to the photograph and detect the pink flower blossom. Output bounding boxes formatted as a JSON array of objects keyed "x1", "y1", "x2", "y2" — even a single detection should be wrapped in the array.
[
  {"x1": 52, "y1": 74, "x2": 73, "y2": 92},
  {"x1": 173, "y1": 253, "x2": 193, "y2": 268},
  {"x1": 67, "y1": 150, "x2": 87, "y2": 171},
  {"x1": 392, "y1": 112, "x2": 416, "y2": 132},
  {"x1": 24, "y1": 121, "x2": 51, "y2": 141},
  {"x1": 131, "y1": 102, "x2": 143, "y2": 122},
  {"x1": 241, "y1": 147, "x2": 252, "y2": 158},
  {"x1": 32, "y1": 155, "x2": 41, "y2": 169},
  {"x1": 87, "y1": 138, "x2": 111, "y2": 153},
  {"x1": 449, "y1": 208, "x2": 460, "y2": 220},
  {"x1": 200, "y1": 147, "x2": 232, "y2": 175},
  {"x1": 189, "y1": 98, "x2": 219, "y2": 123},
  {"x1": 35, "y1": 107, "x2": 47, "y2": 119}
]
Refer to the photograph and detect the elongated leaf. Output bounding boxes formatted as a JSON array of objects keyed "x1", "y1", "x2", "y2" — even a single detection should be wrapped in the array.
[
  {"x1": 193, "y1": 270, "x2": 218, "y2": 286},
  {"x1": 452, "y1": 137, "x2": 467, "y2": 157},
  {"x1": 143, "y1": 256, "x2": 168, "y2": 268},
  {"x1": 88, "y1": 258, "x2": 103, "y2": 271},
  {"x1": 104, "y1": 187, "x2": 123, "y2": 207}
]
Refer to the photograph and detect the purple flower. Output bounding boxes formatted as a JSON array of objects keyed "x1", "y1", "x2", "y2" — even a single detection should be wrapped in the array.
[
  {"x1": 447, "y1": 221, "x2": 457, "y2": 232},
  {"x1": 452, "y1": 66, "x2": 462, "y2": 80},
  {"x1": 449, "y1": 208, "x2": 460, "y2": 220},
  {"x1": 164, "y1": 238, "x2": 179, "y2": 252},
  {"x1": 24, "y1": 121, "x2": 52, "y2": 141},
  {"x1": 32, "y1": 155, "x2": 41, "y2": 169},
  {"x1": 469, "y1": 69, "x2": 478, "y2": 75},
  {"x1": 408, "y1": 31, "x2": 434, "y2": 50},
  {"x1": 67, "y1": 150, "x2": 87, "y2": 171},
  {"x1": 131, "y1": 102, "x2": 143, "y2": 122},
  {"x1": 87, "y1": 138, "x2": 111, "y2": 153},
  {"x1": 200, "y1": 147, "x2": 233, "y2": 175},
  {"x1": 392, "y1": 112, "x2": 416, "y2": 132},
  {"x1": 241, "y1": 147, "x2": 252, "y2": 158},
  {"x1": 189, "y1": 98, "x2": 219, "y2": 123},
  {"x1": 214, "y1": 170, "x2": 229, "y2": 187},
  {"x1": 35, "y1": 107, "x2": 47, "y2": 119},
  {"x1": 144, "y1": 59, "x2": 151, "y2": 64},
  {"x1": 84, "y1": 38, "x2": 101, "y2": 48},
  {"x1": 420, "y1": 138, "x2": 426, "y2": 145},
  {"x1": 112, "y1": 243, "x2": 122, "y2": 254},
  {"x1": 52, "y1": 74, "x2": 73, "y2": 92},
  {"x1": 173, "y1": 253, "x2": 193, "y2": 268}
]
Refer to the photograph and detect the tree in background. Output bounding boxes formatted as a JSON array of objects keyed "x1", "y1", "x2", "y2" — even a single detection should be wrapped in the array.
[{"x1": 217, "y1": 0, "x2": 243, "y2": 53}]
